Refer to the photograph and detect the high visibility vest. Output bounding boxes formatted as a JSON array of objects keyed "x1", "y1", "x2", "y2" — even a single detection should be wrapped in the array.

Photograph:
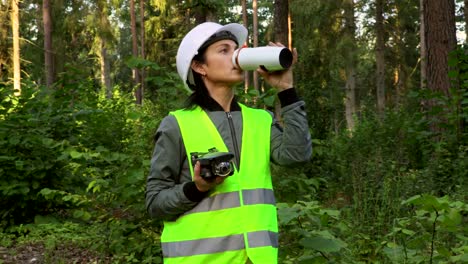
[{"x1": 161, "y1": 103, "x2": 278, "y2": 264}]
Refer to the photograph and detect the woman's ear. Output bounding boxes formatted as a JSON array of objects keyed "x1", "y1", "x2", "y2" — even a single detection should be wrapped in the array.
[{"x1": 191, "y1": 60, "x2": 206, "y2": 76}]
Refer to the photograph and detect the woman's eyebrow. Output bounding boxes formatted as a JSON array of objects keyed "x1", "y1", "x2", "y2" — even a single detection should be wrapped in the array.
[{"x1": 214, "y1": 42, "x2": 237, "y2": 49}]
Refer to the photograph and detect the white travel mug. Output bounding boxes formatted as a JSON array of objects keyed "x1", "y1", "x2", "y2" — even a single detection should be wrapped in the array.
[{"x1": 232, "y1": 46, "x2": 293, "y2": 72}]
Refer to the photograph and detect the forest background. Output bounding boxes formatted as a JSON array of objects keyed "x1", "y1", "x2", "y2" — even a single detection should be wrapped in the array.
[{"x1": 0, "y1": 0, "x2": 467, "y2": 263}]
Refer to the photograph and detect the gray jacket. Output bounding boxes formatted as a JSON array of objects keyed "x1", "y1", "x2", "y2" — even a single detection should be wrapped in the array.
[{"x1": 145, "y1": 88, "x2": 312, "y2": 221}]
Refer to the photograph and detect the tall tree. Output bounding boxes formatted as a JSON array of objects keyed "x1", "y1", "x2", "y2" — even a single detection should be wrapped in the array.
[
  {"x1": 420, "y1": 0, "x2": 427, "y2": 89},
  {"x1": 390, "y1": 1, "x2": 413, "y2": 107},
  {"x1": 96, "y1": 0, "x2": 113, "y2": 98},
  {"x1": 0, "y1": 1, "x2": 9, "y2": 81},
  {"x1": 288, "y1": 3, "x2": 292, "y2": 50},
  {"x1": 130, "y1": 0, "x2": 141, "y2": 104},
  {"x1": 465, "y1": 0, "x2": 468, "y2": 44},
  {"x1": 241, "y1": 0, "x2": 249, "y2": 93},
  {"x1": 99, "y1": 41, "x2": 111, "y2": 97},
  {"x1": 11, "y1": 0, "x2": 20, "y2": 95},
  {"x1": 375, "y1": 0, "x2": 385, "y2": 114},
  {"x1": 290, "y1": 1, "x2": 344, "y2": 135},
  {"x1": 274, "y1": 0, "x2": 289, "y2": 45},
  {"x1": 343, "y1": 0, "x2": 357, "y2": 130},
  {"x1": 193, "y1": 0, "x2": 218, "y2": 23},
  {"x1": 140, "y1": 0, "x2": 146, "y2": 102},
  {"x1": 423, "y1": 0, "x2": 456, "y2": 97},
  {"x1": 43, "y1": 0, "x2": 54, "y2": 87},
  {"x1": 252, "y1": 0, "x2": 259, "y2": 91},
  {"x1": 273, "y1": 0, "x2": 290, "y2": 120}
]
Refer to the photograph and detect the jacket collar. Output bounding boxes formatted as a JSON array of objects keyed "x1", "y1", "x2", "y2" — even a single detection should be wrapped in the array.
[{"x1": 203, "y1": 95, "x2": 241, "y2": 112}]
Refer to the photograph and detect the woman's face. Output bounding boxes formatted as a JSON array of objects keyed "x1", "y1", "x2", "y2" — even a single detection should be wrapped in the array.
[{"x1": 196, "y1": 39, "x2": 244, "y2": 86}]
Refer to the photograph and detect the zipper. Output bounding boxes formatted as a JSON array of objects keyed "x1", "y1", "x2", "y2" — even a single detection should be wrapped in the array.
[{"x1": 226, "y1": 112, "x2": 241, "y2": 168}]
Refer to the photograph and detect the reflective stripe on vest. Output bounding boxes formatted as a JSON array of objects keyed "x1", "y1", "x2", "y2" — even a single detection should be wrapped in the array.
[
  {"x1": 164, "y1": 104, "x2": 278, "y2": 264},
  {"x1": 183, "y1": 188, "x2": 275, "y2": 215},
  {"x1": 162, "y1": 230, "x2": 278, "y2": 258},
  {"x1": 162, "y1": 234, "x2": 244, "y2": 258}
]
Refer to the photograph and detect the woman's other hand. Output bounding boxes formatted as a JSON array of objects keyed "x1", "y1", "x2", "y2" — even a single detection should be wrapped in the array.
[{"x1": 256, "y1": 42, "x2": 297, "y2": 91}]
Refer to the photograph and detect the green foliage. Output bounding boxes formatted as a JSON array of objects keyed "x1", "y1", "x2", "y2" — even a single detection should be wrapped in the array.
[
  {"x1": 448, "y1": 45, "x2": 468, "y2": 142},
  {"x1": 2, "y1": 220, "x2": 162, "y2": 263},
  {"x1": 383, "y1": 195, "x2": 468, "y2": 263},
  {"x1": 0, "y1": 82, "x2": 87, "y2": 226},
  {"x1": 236, "y1": 86, "x2": 279, "y2": 109},
  {"x1": 277, "y1": 199, "x2": 350, "y2": 263},
  {"x1": 126, "y1": 56, "x2": 187, "y2": 109},
  {"x1": 290, "y1": 83, "x2": 467, "y2": 262},
  {"x1": 0, "y1": 75, "x2": 167, "y2": 261}
]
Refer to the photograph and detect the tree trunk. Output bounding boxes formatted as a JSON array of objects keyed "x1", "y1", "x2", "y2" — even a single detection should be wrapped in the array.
[
  {"x1": 0, "y1": 1, "x2": 7, "y2": 81},
  {"x1": 423, "y1": 0, "x2": 456, "y2": 97},
  {"x1": 99, "y1": 40, "x2": 112, "y2": 98},
  {"x1": 97, "y1": 0, "x2": 112, "y2": 98},
  {"x1": 395, "y1": 64, "x2": 406, "y2": 107},
  {"x1": 465, "y1": 0, "x2": 468, "y2": 44},
  {"x1": 343, "y1": 0, "x2": 357, "y2": 131},
  {"x1": 288, "y1": 6, "x2": 292, "y2": 50},
  {"x1": 130, "y1": 0, "x2": 141, "y2": 104},
  {"x1": 252, "y1": 0, "x2": 259, "y2": 91},
  {"x1": 194, "y1": 3, "x2": 217, "y2": 24},
  {"x1": 393, "y1": 3, "x2": 407, "y2": 108},
  {"x1": 274, "y1": 0, "x2": 289, "y2": 45},
  {"x1": 423, "y1": 0, "x2": 457, "y2": 138},
  {"x1": 274, "y1": 0, "x2": 289, "y2": 121},
  {"x1": 420, "y1": 0, "x2": 427, "y2": 89},
  {"x1": 11, "y1": 0, "x2": 20, "y2": 96},
  {"x1": 140, "y1": 0, "x2": 145, "y2": 104},
  {"x1": 206, "y1": 10, "x2": 216, "y2": 22},
  {"x1": 375, "y1": 0, "x2": 385, "y2": 114},
  {"x1": 241, "y1": 0, "x2": 250, "y2": 93},
  {"x1": 43, "y1": 0, "x2": 54, "y2": 87}
]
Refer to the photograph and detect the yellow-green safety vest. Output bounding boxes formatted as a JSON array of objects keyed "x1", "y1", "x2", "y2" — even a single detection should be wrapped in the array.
[{"x1": 161, "y1": 103, "x2": 278, "y2": 264}]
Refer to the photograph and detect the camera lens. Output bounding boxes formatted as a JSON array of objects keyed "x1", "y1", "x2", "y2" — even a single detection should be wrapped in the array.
[{"x1": 214, "y1": 162, "x2": 232, "y2": 177}]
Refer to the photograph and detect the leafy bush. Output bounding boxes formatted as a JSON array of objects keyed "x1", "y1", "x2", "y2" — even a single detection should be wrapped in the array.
[
  {"x1": 383, "y1": 194, "x2": 468, "y2": 263},
  {"x1": 0, "y1": 83, "x2": 87, "y2": 226},
  {"x1": 299, "y1": 85, "x2": 468, "y2": 262},
  {"x1": 277, "y1": 198, "x2": 350, "y2": 264},
  {"x1": 1, "y1": 76, "x2": 167, "y2": 261}
]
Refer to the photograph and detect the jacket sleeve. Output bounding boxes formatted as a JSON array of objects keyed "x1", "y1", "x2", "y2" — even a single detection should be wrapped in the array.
[
  {"x1": 270, "y1": 88, "x2": 312, "y2": 165},
  {"x1": 145, "y1": 115, "x2": 207, "y2": 221}
]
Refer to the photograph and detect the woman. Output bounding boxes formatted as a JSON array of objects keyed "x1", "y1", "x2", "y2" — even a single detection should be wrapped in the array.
[{"x1": 146, "y1": 22, "x2": 312, "y2": 264}]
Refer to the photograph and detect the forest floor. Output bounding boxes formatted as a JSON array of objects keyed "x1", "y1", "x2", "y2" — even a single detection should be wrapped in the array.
[{"x1": 0, "y1": 242, "x2": 111, "y2": 264}]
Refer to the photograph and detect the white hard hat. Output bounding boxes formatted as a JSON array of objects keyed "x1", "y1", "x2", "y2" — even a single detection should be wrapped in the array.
[{"x1": 176, "y1": 22, "x2": 248, "y2": 91}]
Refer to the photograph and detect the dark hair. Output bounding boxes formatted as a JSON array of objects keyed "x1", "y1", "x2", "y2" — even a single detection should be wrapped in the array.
[{"x1": 184, "y1": 47, "x2": 211, "y2": 110}]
